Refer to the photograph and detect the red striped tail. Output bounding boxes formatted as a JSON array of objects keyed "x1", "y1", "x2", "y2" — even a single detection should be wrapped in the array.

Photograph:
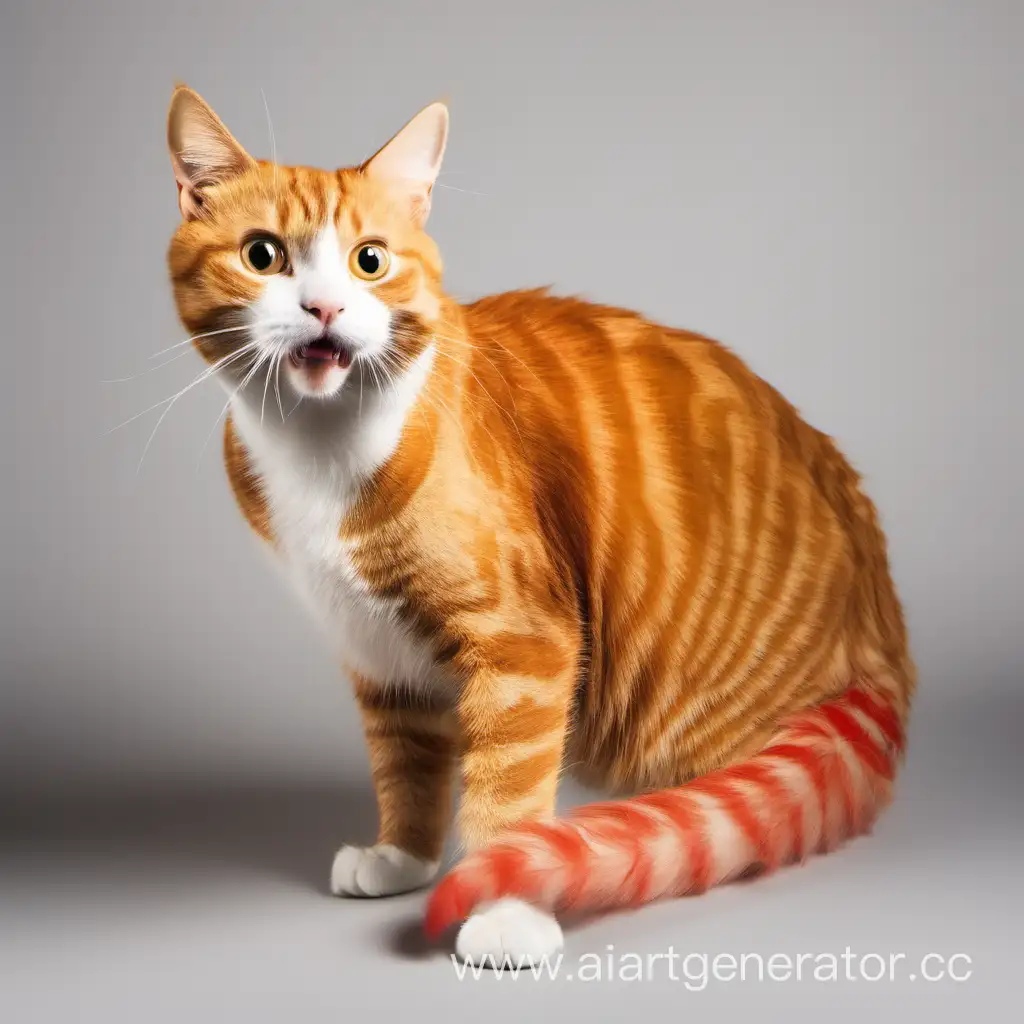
[{"x1": 425, "y1": 680, "x2": 905, "y2": 938}]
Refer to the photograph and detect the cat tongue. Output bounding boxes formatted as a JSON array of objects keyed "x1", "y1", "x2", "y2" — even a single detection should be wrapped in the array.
[
  {"x1": 301, "y1": 341, "x2": 337, "y2": 361},
  {"x1": 295, "y1": 341, "x2": 352, "y2": 369}
]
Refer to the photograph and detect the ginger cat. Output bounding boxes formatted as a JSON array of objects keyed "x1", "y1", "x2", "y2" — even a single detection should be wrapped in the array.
[{"x1": 165, "y1": 86, "x2": 915, "y2": 967}]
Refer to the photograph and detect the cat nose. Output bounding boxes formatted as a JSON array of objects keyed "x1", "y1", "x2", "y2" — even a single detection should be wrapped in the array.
[{"x1": 301, "y1": 300, "x2": 344, "y2": 327}]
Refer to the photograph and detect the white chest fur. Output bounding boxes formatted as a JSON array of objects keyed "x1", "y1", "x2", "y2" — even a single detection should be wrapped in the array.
[{"x1": 228, "y1": 351, "x2": 450, "y2": 695}]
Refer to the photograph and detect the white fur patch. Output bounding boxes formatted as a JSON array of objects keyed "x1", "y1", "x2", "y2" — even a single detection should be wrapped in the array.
[
  {"x1": 230, "y1": 344, "x2": 450, "y2": 694},
  {"x1": 330, "y1": 843, "x2": 439, "y2": 897},
  {"x1": 455, "y1": 898, "x2": 564, "y2": 968},
  {"x1": 688, "y1": 790, "x2": 748, "y2": 882}
]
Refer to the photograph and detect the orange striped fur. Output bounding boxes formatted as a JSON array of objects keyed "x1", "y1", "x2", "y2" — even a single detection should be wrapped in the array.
[{"x1": 165, "y1": 87, "x2": 915, "y2": 950}]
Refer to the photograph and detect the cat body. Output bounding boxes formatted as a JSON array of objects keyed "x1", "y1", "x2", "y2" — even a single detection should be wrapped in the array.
[{"x1": 166, "y1": 86, "x2": 915, "y2": 965}]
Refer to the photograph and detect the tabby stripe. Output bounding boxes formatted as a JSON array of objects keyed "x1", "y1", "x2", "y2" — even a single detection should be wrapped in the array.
[
  {"x1": 682, "y1": 393, "x2": 748, "y2": 680},
  {"x1": 610, "y1": 331, "x2": 689, "y2": 727},
  {"x1": 636, "y1": 789, "x2": 715, "y2": 893},
  {"x1": 274, "y1": 171, "x2": 294, "y2": 229},
  {"x1": 761, "y1": 743, "x2": 834, "y2": 852},
  {"x1": 845, "y1": 687, "x2": 903, "y2": 748},
  {"x1": 696, "y1": 394, "x2": 780, "y2": 693},
  {"x1": 205, "y1": 258, "x2": 247, "y2": 298},
  {"x1": 171, "y1": 242, "x2": 232, "y2": 282},
  {"x1": 710, "y1": 515, "x2": 848, "y2": 743},
  {"x1": 680, "y1": 477, "x2": 833, "y2": 763},
  {"x1": 631, "y1": 353, "x2": 712, "y2": 760},
  {"x1": 699, "y1": 603, "x2": 845, "y2": 769},
  {"x1": 469, "y1": 746, "x2": 563, "y2": 807},
  {"x1": 820, "y1": 703, "x2": 895, "y2": 781}
]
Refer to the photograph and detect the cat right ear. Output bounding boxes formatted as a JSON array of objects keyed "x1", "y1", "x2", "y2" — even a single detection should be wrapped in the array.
[
  {"x1": 361, "y1": 102, "x2": 449, "y2": 227},
  {"x1": 167, "y1": 85, "x2": 254, "y2": 221}
]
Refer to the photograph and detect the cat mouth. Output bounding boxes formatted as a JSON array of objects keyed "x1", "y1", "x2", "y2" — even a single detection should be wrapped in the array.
[{"x1": 288, "y1": 339, "x2": 353, "y2": 370}]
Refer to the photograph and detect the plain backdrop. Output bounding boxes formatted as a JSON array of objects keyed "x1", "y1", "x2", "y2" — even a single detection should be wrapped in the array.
[{"x1": 2, "y1": 1, "x2": 1021, "y2": 1022}]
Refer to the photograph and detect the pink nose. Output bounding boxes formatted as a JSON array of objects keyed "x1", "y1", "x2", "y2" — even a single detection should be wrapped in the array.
[{"x1": 301, "y1": 300, "x2": 344, "y2": 327}]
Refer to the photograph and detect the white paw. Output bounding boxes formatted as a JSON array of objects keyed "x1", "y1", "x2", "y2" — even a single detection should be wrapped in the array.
[
  {"x1": 454, "y1": 897, "x2": 564, "y2": 968},
  {"x1": 330, "y1": 844, "x2": 438, "y2": 897}
]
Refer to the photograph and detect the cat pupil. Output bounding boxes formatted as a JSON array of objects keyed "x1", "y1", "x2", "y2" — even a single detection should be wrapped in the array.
[
  {"x1": 250, "y1": 241, "x2": 273, "y2": 270},
  {"x1": 359, "y1": 247, "x2": 380, "y2": 274}
]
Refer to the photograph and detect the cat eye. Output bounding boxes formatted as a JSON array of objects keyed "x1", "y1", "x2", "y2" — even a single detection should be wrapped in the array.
[
  {"x1": 349, "y1": 241, "x2": 391, "y2": 282},
  {"x1": 241, "y1": 236, "x2": 287, "y2": 275}
]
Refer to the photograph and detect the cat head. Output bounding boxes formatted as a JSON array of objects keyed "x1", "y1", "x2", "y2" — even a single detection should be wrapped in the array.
[{"x1": 166, "y1": 85, "x2": 449, "y2": 401}]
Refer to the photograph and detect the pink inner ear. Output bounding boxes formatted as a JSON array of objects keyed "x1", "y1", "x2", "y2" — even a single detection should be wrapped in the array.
[
  {"x1": 176, "y1": 180, "x2": 202, "y2": 221},
  {"x1": 171, "y1": 150, "x2": 204, "y2": 221},
  {"x1": 409, "y1": 187, "x2": 431, "y2": 227}
]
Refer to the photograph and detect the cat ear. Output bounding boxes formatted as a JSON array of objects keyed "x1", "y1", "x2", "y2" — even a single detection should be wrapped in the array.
[
  {"x1": 361, "y1": 102, "x2": 449, "y2": 227},
  {"x1": 167, "y1": 85, "x2": 254, "y2": 221}
]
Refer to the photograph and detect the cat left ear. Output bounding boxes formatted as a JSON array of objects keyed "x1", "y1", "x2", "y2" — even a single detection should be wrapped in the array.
[
  {"x1": 167, "y1": 85, "x2": 255, "y2": 221},
  {"x1": 361, "y1": 102, "x2": 449, "y2": 227}
]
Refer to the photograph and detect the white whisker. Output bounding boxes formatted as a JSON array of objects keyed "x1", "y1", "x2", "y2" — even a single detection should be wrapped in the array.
[
  {"x1": 365, "y1": 357, "x2": 386, "y2": 396},
  {"x1": 273, "y1": 352, "x2": 285, "y2": 421},
  {"x1": 434, "y1": 182, "x2": 488, "y2": 196},
  {"x1": 261, "y1": 86, "x2": 280, "y2": 201},
  {"x1": 134, "y1": 342, "x2": 263, "y2": 474},
  {"x1": 195, "y1": 349, "x2": 267, "y2": 472},
  {"x1": 100, "y1": 347, "x2": 193, "y2": 384},
  {"x1": 149, "y1": 322, "x2": 255, "y2": 360},
  {"x1": 260, "y1": 351, "x2": 274, "y2": 425},
  {"x1": 107, "y1": 341, "x2": 260, "y2": 437}
]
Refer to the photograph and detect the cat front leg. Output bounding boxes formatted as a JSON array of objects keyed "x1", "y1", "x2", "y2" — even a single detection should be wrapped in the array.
[
  {"x1": 331, "y1": 677, "x2": 458, "y2": 897},
  {"x1": 452, "y1": 641, "x2": 577, "y2": 966},
  {"x1": 455, "y1": 672, "x2": 573, "y2": 849}
]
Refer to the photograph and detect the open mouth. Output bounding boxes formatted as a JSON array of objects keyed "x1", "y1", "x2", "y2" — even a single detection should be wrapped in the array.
[{"x1": 289, "y1": 339, "x2": 353, "y2": 370}]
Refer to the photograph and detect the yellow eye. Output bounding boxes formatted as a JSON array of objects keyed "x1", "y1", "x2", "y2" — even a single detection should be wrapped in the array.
[
  {"x1": 349, "y1": 241, "x2": 391, "y2": 281},
  {"x1": 241, "y1": 236, "x2": 286, "y2": 275}
]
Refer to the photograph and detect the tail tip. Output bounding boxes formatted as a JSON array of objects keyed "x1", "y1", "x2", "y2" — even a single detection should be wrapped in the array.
[{"x1": 423, "y1": 876, "x2": 469, "y2": 939}]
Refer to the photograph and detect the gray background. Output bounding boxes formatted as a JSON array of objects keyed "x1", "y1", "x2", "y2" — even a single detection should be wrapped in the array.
[{"x1": 2, "y1": 0, "x2": 1021, "y2": 1020}]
